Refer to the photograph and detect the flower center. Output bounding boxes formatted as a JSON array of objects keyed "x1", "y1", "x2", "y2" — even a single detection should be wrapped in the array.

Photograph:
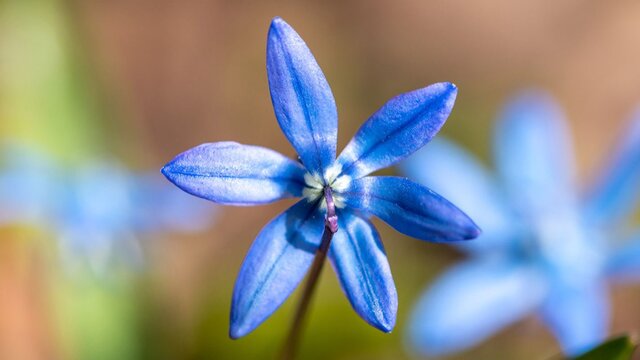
[{"x1": 302, "y1": 164, "x2": 351, "y2": 210}]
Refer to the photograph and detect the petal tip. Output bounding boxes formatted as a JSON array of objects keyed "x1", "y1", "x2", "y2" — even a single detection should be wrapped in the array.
[
  {"x1": 370, "y1": 302, "x2": 397, "y2": 333},
  {"x1": 160, "y1": 163, "x2": 170, "y2": 175},
  {"x1": 160, "y1": 159, "x2": 184, "y2": 188},
  {"x1": 445, "y1": 82, "x2": 458, "y2": 102},
  {"x1": 228, "y1": 324, "x2": 246, "y2": 340},
  {"x1": 379, "y1": 321, "x2": 395, "y2": 333},
  {"x1": 229, "y1": 313, "x2": 255, "y2": 340},
  {"x1": 369, "y1": 311, "x2": 396, "y2": 333},
  {"x1": 446, "y1": 82, "x2": 457, "y2": 92},
  {"x1": 432, "y1": 81, "x2": 457, "y2": 97},
  {"x1": 271, "y1": 16, "x2": 285, "y2": 25},
  {"x1": 465, "y1": 224, "x2": 482, "y2": 240},
  {"x1": 426, "y1": 82, "x2": 457, "y2": 113},
  {"x1": 269, "y1": 16, "x2": 289, "y2": 34},
  {"x1": 160, "y1": 162, "x2": 176, "y2": 182}
]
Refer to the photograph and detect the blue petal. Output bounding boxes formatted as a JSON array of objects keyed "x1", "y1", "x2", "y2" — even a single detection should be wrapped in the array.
[
  {"x1": 540, "y1": 280, "x2": 609, "y2": 356},
  {"x1": 0, "y1": 143, "x2": 56, "y2": 224},
  {"x1": 58, "y1": 161, "x2": 134, "y2": 231},
  {"x1": 408, "y1": 259, "x2": 546, "y2": 356},
  {"x1": 583, "y1": 111, "x2": 640, "y2": 226},
  {"x1": 494, "y1": 91, "x2": 577, "y2": 216},
  {"x1": 229, "y1": 200, "x2": 325, "y2": 338},
  {"x1": 337, "y1": 82, "x2": 457, "y2": 179},
  {"x1": 605, "y1": 233, "x2": 640, "y2": 282},
  {"x1": 267, "y1": 17, "x2": 338, "y2": 175},
  {"x1": 400, "y1": 138, "x2": 520, "y2": 253},
  {"x1": 162, "y1": 142, "x2": 306, "y2": 206},
  {"x1": 343, "y1": 176, "x2": 480, "y2": 242},
  {"x1": 328, "y1": 210, "x2": 397, "y2": 332},
  {"x1": 54, "y1": 161, "x2": 144, "y2": 273}
]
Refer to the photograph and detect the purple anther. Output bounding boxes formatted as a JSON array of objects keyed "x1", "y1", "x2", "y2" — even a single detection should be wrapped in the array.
[{"x1": 323, "y1": 187, "x2": 338, "y2": 233}]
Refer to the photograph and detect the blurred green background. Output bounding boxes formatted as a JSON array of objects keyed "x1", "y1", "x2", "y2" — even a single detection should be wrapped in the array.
[{"x1": 1, "y1": 0, "x2": 639, "y2": 359}]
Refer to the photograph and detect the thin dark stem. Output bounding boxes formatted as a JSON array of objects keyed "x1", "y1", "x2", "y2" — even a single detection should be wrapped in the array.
[{"x1": 280, "y1": 187, "x2": 338, "y2": 360}]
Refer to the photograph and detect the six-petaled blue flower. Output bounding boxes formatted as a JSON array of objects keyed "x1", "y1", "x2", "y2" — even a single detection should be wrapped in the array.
[
  {"x1": 401, "y1": 91, "x2": 640, "y2": 356},
  {"x1": 162, "y1": 17, "x2": 480, "y2": 338},
  {"x1": 0, "y1": 143, "x2": 215, "y2": 274}
]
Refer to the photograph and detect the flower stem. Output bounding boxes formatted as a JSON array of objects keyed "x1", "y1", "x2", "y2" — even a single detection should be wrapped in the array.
[{"x1": 280, "y1": 187, "x2": 338, "y2": 360}]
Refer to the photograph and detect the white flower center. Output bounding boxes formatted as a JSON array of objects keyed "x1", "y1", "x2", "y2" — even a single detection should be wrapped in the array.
[{"x1": 302, "y1": 164, "x2": 350, "y2": 208}]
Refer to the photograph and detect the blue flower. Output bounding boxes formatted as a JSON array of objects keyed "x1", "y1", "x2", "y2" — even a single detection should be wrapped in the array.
[
  {"x1": 401, "y1": 91, "x2": 640, "y2": 356},
  {"x1": 0, "y1": 144, "x2": 216, "y2": 273},
  {"x1": 162, "y1": 17, "x2": 480, "y2": 339},
  {"x1": 0, "y1": 143, "x2": 56, "y2": 225}
]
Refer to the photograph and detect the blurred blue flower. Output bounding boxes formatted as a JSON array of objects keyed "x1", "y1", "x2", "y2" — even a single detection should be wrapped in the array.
[
  {"x1": 401, "y1": 91, "x2": 640, "y2": 356},
  {"x1": 0, "y1": 143, "x2": 57, "y2": 224},
  {"x1": 0, "y1": 144, "x2": 216, "y2": 274},
  {"x1": 162, "y1": 17, "x2": 480, "y2": 339}
]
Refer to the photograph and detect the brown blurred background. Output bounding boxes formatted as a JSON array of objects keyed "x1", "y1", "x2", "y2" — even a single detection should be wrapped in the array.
[{"x1": 2, "y1": 0, "x2": 640, "y2": 359}]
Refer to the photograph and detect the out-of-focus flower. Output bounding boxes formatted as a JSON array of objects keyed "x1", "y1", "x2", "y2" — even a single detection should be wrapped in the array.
[
  {"x1": 401, "y1": 91, "x2": 640, "y2": 356},
  {"x1": 0, "y1": 144, "x2": 216, "y2": 274},
  {"x1": 162, "y1": 17, "x2": 479, "y2": 339},
  {"x1": 0, "y1": 143, "x2": 56, "y2": 224}
]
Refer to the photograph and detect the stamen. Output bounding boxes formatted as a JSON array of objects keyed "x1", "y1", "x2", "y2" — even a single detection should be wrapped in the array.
[
  {"x1": 323, "y1": 187, "x2": 338, "y2": 233},
  {"x1": 304, "y1": 173, "x2": 324, "y2": 189},
  {"x1": 323, "y1": 164, "x2": 342, "y2": 184},
  {"x1": 330, "y1": 174, "x2": 351, "y2": 193}
]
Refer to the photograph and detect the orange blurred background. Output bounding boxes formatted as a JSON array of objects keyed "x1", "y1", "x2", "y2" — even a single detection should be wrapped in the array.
[{"x1": 1, "y1": 1, "x2": 639, "y2": 359}]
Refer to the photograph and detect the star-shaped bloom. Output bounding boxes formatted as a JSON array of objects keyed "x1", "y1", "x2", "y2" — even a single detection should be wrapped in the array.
[
  {"x1": 0, "y1": 144, "x2": 215, "y2": 273},
  {"x1": 162, "y1": 17, "x2": 480, "y2": 339},
  {"x1": 401, "y1": 91, "x2": 640, "y2": 356}
]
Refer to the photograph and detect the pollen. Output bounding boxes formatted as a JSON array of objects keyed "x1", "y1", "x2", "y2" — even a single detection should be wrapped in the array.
[{"x1": 302, "y1": 164, "x2": 351, "y2": 208}]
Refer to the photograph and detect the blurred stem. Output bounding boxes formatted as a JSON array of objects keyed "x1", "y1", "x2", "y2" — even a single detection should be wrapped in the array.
[{"x1": 280, "y1": 188, "x2": 337, "y2": 360}]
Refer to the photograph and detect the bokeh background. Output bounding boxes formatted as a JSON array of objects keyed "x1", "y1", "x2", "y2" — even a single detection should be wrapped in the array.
[{"x1": 1, "y1": 0, "x2": 640, "y2": 359}]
